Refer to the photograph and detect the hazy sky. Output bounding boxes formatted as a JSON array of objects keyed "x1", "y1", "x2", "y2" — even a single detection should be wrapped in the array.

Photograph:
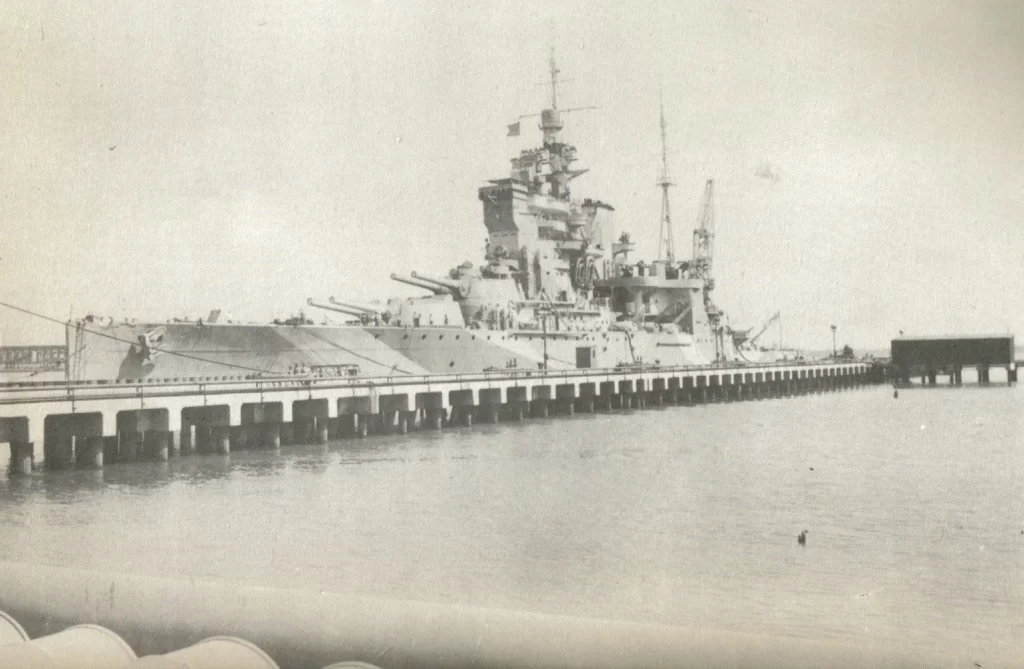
[{"x1": 1, "y1": 1, "x2": 1021, "y2": 349}]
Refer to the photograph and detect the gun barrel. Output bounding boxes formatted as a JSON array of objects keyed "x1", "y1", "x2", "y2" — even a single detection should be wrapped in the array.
[
  {"x1": 328, "y1": 297, "x2": 383, "y2": 314},
  {"x1": 410, "y1": 272, "x2": 463, "y2": 296},
  {"x1": 391, "y1": 273, "x2": 446, "y2": 294},
  {"x1": 306, "y1": 298, "x2": 365, "y2": 317}
]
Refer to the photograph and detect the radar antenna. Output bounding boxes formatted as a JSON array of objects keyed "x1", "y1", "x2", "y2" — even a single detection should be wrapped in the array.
[
  {"x1": 692, "y1": 179, "x2": 715, "y2": 282},
  {"x1": 656, "y1": 94, "x2": 675, "y2": 262}
]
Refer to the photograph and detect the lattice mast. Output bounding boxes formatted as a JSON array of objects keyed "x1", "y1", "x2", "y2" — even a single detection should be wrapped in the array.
[{"x1": 656, "y1": 97, "x2": 675, "y2": 262}]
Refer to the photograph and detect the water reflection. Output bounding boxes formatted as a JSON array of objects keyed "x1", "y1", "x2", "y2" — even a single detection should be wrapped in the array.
[
  {"x1": 38, "y1": 469, "x2": 108, "y2": 503},
  {"x1": 101, "y1": 461, "x2": 173, "y2": 492},
  {"x1": 164, "y1": 455, "x2": 234, "y2": 484},
  {"x1": 1, "y1": 386, "x2": 1021, "y2": 663},
  {"x1": 226, "y1": 451, "x2": 289, "y2": 478},
  {"x1": 287, "y1": 444, "x2": 331, "y2": 475}
]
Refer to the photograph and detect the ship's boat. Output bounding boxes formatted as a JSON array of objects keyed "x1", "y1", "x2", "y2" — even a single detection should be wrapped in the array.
[{"x1": 65, "y1": 56, "x2": 793, "y2": 382}]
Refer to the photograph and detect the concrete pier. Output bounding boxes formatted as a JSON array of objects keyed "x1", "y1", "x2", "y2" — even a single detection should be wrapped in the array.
[
  {"x1": 255, "y1": 423, "x2": 281, "y2": 450},
  {"x1": 356, "y1": 414, "x2": 370, "y2": 437},
  {"x1": 425, "y1": 409, "x2": 444, "y2": 430},
  {"x1": 43, "y1": 413, "x2": 102, "y2": 470},
  {"x1": 1, "y1": 417, "x2": 34, "y2": 475},
  {"x1": 2, "y1": 360, "x2": 875, "y2": 473},
  {"x1": 8, "y1": 442, "x2": 33, "y2": 475},
  {"x1": 293, "y1": 399, "x2": 329, "y2": 444},
  {"x1": 892, "y1": 335, "x2": 1015, "y2": 386},
  {"x1": 240, "y1": 403, "x2": 283, "y2": 449},
  {"x1": 481, "y1": 404, "x2": 500, "y2": 424},
  {"x1": 76, "y1": 437, "x2": 104, "y2": 469},
  {"x1": 210, "y1": 426, "x2": 231, "y2": 455}
]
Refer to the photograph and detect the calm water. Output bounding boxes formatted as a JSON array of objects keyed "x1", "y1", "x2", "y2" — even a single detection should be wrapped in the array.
[{"x1": 2, "y1": 383, "x2": 1022, "y2": 662}]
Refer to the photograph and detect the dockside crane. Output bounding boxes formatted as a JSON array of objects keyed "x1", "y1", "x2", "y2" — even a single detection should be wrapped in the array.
[
  {"x1": 692, "y1": 179, "x2": 715, "y2": 286},
  {"x1": 691, "y1": 179, "x2": 722, "y2": 358}
]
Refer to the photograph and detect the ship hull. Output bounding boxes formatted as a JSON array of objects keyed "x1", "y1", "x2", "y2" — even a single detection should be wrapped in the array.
[
  {"x1": 66, "y1": 320, "x2": 730, "y2": 381},
  {"x1": 66, "y1": 321, "x2": 430, "y2": 381}
]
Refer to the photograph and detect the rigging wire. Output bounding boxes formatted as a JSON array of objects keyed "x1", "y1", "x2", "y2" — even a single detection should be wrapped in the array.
[
  {"x1": 300, "y1": 328, "x2": 417, "y2": 376},
  {"x1": 0, "y1": 298, "x2": 424, "y2": 378},
  {"x1": 0, "y1": 299, "x2": 275, "y2": 375}
]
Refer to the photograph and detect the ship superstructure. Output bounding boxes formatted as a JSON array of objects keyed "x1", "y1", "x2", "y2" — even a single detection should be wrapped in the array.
[
  {"x1": 64, "y1": 55, "x2": 790, "y2": 382},
  {"x1": 365, "y1": 53, "x2": 729, "y2": 370}
]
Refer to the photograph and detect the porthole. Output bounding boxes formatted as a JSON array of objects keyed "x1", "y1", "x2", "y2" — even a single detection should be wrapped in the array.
[
  {"x1": 421, "y1": 334, "x2": 427, "y2": 340},
  {"x1": 439, "y1": 335, "x2": 444, "y2": 340},
  {"x1": 449, "y1": 361, "x2": 455, "y2": 367},
  {"x1": 456, "y1": 335, "x2": 460, "y2": 340}
]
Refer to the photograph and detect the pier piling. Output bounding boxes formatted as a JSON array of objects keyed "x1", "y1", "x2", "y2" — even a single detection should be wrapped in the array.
[
  {"x1": 425, "y1": 409, "x2": 443, "y2": 430},
  {"x1": 8, "y1": 442, "x2": 33, "y2": 475},
  {"x1": 142, "y1": 431, "x2": 170, "y2": 461},
  {"x1": 3, "y1": 360, "x2": 876, "y2": 472},
  {"x1": 76, "y1": 437, "x2": 104, "y2": 469},
  {"x1": 211, "y1": 425, "x2": 231, "y2": 455}
]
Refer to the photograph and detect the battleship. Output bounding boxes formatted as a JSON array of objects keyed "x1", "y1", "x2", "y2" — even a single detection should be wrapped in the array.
[{"x1": 65, "y1": 56, "x2": 793, "y2": 382}]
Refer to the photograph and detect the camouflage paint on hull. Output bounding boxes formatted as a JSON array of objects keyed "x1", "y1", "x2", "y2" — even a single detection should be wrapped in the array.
[{"x1": 66, "y1": 321, "x2": 429, "y2": 381}]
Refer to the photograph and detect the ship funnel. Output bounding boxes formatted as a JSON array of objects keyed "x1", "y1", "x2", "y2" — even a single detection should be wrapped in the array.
[
  {"x1": 306, "y1": 298, "x2": 366, "y2": 317},
  {"x1": 329, "y1": 296, "x2": 384, "y2": 314},
  {"x1": 410, "y1": 272, "x2": 465, "y2": 298},
  {"x1": 391, "y1": 273, "x2": 446, "y2": 294}
]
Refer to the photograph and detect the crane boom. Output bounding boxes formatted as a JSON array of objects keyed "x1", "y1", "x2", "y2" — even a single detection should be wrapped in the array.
[
  {"x1": 749, "y1": 311, "x2": 781, "y2": 346},
  {"x1": 692, "y1": 179, "x2": 715, "y2": 282}
]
